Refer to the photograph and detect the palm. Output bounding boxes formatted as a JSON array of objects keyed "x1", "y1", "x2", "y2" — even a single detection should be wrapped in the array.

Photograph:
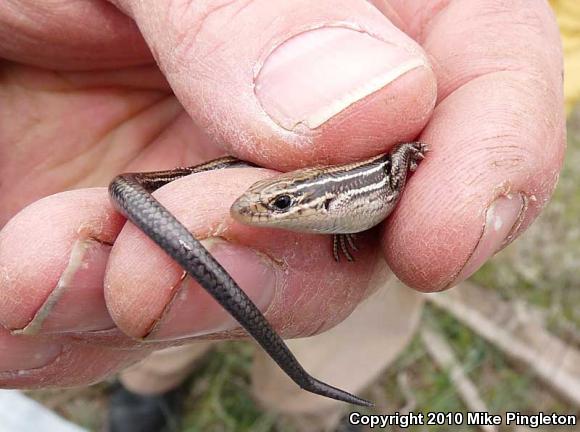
[{"x1": 0, "y1": 62, "x2": 207, "y2": 225}]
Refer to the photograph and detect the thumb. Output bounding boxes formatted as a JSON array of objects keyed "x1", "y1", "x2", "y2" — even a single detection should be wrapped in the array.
[{"x1": 109, "y1": 0, "x2": 436, "y2": 168}]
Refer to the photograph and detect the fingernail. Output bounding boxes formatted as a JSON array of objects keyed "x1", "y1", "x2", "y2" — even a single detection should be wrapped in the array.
[
  {"x1": 146, "y1": 239, "x2": 280, "y2": 341},
  {"x1": 0, "y1": 338, "x2": 62, "y2": 372},
  {"x1": 255, "y1": 26, "x2": 425, "y2": 130},
  {"x1": 17, "y1": 239, "x2": 115, "y2": 335},
  {"x1": 449, "y1": 194, "x2": 525, "y2": 288}
]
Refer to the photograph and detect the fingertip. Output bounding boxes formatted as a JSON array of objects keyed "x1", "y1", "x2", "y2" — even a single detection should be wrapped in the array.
[
  {"x1": 0, "y1": 189, "x2": 123, "y2": 332},
  {"x1": 136, "y1": 239, "x2": 281, "y2": 341},
  {"x1": 253, "y1": 25, "x2": 436, "y2": 165},
  {"x1": 0, "y1": 328, "x2": 149, "y2": 388},
  {"x1": 284, "y1": 63, "x2": 437, "y2": 167},
  {"x1": 0, "y1": 329, "x2": 62, "y2": 374},
  {"x1": 383, "y1": 74, "x2": 564, "y2": 292}
]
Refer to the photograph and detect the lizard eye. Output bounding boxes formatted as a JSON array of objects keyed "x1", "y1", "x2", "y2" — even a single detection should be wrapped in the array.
[{"x1": 270, "y1": 194, "x2": 293, "y2": 211}]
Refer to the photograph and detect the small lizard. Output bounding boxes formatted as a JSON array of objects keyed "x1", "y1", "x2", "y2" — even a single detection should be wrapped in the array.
[
  {"x1": 231, "y1": 142, "x2": 428, "y2": 261},
  {"x1": 109, "y1": 142, "x2": 427, "y2": 406}
]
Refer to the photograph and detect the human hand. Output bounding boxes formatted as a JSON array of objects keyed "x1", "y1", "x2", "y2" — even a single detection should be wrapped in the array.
[{"x1": 0, "y1": 0, "x2": 564, "y2": 388}]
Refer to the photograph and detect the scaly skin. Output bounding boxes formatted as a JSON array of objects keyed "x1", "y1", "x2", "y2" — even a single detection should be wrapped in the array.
[{"x1": 109, "y1": 156, "x2": 372, "y2": 407}]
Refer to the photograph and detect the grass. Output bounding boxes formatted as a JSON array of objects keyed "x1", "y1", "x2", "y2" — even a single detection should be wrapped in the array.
[{"x1": 180, "y1": 343, "x2": 279, "y2": 432}]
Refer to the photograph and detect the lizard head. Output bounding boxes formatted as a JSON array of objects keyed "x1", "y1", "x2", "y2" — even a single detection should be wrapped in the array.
[
  {"x1": 230, "y1": 167, "x2": 339, "y2": 234},
  {"x1": 230, "y1": 143, "x2": 427, "y2": 234}
]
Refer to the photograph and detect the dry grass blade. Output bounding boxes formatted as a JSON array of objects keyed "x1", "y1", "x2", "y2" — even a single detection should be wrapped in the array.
[
  {"x1": 420, "y1": 324, "x2": 498, "y2": 432},
  {"x1": 425, "y1": 282, "x2": 580, "y2": 407}
]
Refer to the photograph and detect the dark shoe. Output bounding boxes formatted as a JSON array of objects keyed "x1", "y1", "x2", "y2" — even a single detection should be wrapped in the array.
[
  {"x1": 107, "y1": 383, "x2": 186, "y2": 432},
  {"x1": 336, "y1": 413, "x2": 364, "y2": 432}
]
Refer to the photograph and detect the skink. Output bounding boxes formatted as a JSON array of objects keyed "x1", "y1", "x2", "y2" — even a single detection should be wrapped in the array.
[{"x1": 108, "y1": 142, "x2": 427, "y2": 407}]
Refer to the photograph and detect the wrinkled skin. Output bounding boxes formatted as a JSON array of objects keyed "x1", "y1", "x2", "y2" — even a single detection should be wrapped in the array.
[{"x1": 0, "y1": 0, "x2": 565, "y2": 387}]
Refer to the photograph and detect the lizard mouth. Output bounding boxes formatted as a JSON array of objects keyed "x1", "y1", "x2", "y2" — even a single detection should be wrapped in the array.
[{"x1": 230, "y1": 193, "x2": 267, "y2": 224}]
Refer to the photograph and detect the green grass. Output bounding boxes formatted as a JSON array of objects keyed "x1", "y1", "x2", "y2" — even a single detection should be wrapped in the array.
[{"x1": 180, "y1": 343, "x2": 280, "y2": 432}]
